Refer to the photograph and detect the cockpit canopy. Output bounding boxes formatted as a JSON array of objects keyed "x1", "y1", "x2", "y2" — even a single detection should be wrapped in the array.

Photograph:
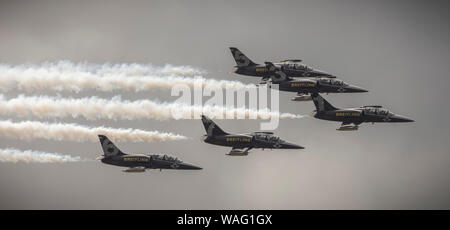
[
  {"x1": 282, "y1": 59, "x2": 302, "y2": 62},
  {"x1": 319, "y1": 78, "x2": 347, "y2": 86},
  {"x1": 253, "y1": 131, "x2": 274, "y2": 135},
  {"x1": 280, "y1": 60, "x2": 312, "y2": 71},
  {"x1": 154, "y1": 154, "x2": 182, "y2": 163},
  {"x1": 362, "y1": 106, "x2": 391, "y2": 116},
  {"x1": 252, "y1": 132, "x2": 284, "y2": 143}
]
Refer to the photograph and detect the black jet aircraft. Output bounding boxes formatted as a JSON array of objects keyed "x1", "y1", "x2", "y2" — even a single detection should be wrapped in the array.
[
  {"x1": 310, "y1": 93, "x2": 414, "y2": 131},
  {"x1": 97, "y1": 135, "x2": 201, "y2": 172},
  {"x1": 230, "y1": 47, "x2": 335, "y2": 80},
  {"x1": 201, "y1": 115, "x2": 304, "y2": 155},
  {"x1": 274, "y1": 77, "x2": 367, "y2": 102},
  {"x1": 229, "y1": 47, "x2": 367, "y2": 101}
]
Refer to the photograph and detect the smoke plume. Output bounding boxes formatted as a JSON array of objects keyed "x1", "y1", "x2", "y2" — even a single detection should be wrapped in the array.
[
  {"x1": 0, "y1": 61, "x2": 250, "y2": 92},
  {"x1": 0, "y1": 148, "x2": 84, "y2": 163},
  {"x1": 0, "y1": 120, "x2": 186, "y2": 142},
  {"x1": 0, "y1": 95, "x2": 305, "y2": 120}
]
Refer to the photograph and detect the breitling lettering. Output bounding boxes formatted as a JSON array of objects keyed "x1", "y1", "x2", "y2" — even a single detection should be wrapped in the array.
[
  {"x1": 123, "y1": 157, "x2": 149, "y2": 162},
  {"x1": 290, "y1": 83, "x2": 315, "y2": 87},
  {"x1": 255, "y1": 67, "x2": 268, "y2": 72},
  {"x1": 335, "y1": 112, "x2": 361, "y2": 117},
  {"x1": 226, "y1": 137, "x2": 251, "y2": 142}
]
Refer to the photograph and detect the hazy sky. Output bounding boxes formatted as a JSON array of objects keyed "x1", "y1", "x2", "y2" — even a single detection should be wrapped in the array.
[{"x1": 0, "y1": 0, "x2": 449, "y2": 209}]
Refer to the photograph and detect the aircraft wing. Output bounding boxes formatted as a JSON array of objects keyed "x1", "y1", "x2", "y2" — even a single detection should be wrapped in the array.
[
  {"x1": 263, "y1": 61, "x2": 292, "y2": 82},
  {"x1": 264, "y1": 62, "x2": 277, "y2": 71}
]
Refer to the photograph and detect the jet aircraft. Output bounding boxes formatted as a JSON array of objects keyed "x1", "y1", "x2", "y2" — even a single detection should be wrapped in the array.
[
  {"x1": 230, "y1": 47, "x2": 336, "y2": 81},
  {"x1": 229, "y1": 47, "x2": 367, "y2": 101},
  {"x1": 277, "y1": 77, "x2": 367, "y2": 102},
  {"x1": 310, "y1": 93, "x2": 414, "y2": 131},
  {"x1": 97, "y1": 135, "x2": 202, "y2": 172},
  {"x1": 201, "y1": 115, "x2": 304, "y2": 155}
]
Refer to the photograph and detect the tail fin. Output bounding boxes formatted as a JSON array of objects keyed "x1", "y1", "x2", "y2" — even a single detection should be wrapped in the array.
[
  {"x1": 98, "y1": 135, "x2": 126, "y2": 157},
  {"x1": 264, "y1": 61, "x2": 277, "y2": 71},
  {"x1": 201, "y1": 115, "x2": 229, "y2": 136},
  {"x1": 311, "y1": 93, "x2": 338, "y2": 112},
  {"x1": 230, "y1": 47, "x2": 257, "y2": 67},
  {"x1": 265, "y1": 61, "x2": 287, "y2": 82}
]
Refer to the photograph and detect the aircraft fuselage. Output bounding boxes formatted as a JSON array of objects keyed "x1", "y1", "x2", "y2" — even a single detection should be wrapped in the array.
[
  {"x1": 101, "y1": 154, "x2": 201, "y2": 170},
  {"x1": 234, "y1": 63, "x2": 334, "y2": 78},
  {"x1": 314, "y1": 109, "x2": 414, "y2": 123},
  {"x1": 203, "y1": 134, "x2": 303, "y2": 150}
]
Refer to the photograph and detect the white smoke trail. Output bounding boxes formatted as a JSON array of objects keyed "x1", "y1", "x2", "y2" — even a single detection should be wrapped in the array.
[
  {"x1": 0, "y1": 95, "x2": 305, "y2": 120},
  {"x1": 0, "y1": 120, "x2": 186, "y2": 142},
  {"x1": 2, "y1": 61, "x2": 205, "y2": 77},
  {"x1": 0, "y1": 148, "x2": 84, "y2": 163},
  {"x1": 0, "y1": 61, "x2": 249, "y2": 92}
]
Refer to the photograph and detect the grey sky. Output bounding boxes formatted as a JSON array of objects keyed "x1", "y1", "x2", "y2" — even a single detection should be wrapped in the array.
[{"x1": 0, "y1": 0, "x2": 449, "y2": 209}]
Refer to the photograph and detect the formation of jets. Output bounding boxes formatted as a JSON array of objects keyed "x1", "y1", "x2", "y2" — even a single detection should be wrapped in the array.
[
  {"x1": 230, "y1": 47, "x2": 368, "y2": 101},
  {"x1": 229, "y1": 47, "x2": 413, "y2": 130},
  {"x1": 98, "y1": 47, "x2": 414, "y2": 172}
]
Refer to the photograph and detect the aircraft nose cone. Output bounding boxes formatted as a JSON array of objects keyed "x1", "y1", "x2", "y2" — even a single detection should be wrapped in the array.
[
  {"x1": 389, "y1": 115, "x2": 414, "y2": 122},
  {"x1": 391, "y1": 115, "x2": 415, "y2": 122},
  {"x1": 284, "y1": 143, "x2": 305, "y2": 149},
  {"x1": 345, "y1": 84, "x2": 369, "y2": 93},
  {"x1": 313, "y1": 70, "x2": 333, "y2": 77},
  {"x1": 179, "y1": 163, "x2": 202, "y2": 170}
]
